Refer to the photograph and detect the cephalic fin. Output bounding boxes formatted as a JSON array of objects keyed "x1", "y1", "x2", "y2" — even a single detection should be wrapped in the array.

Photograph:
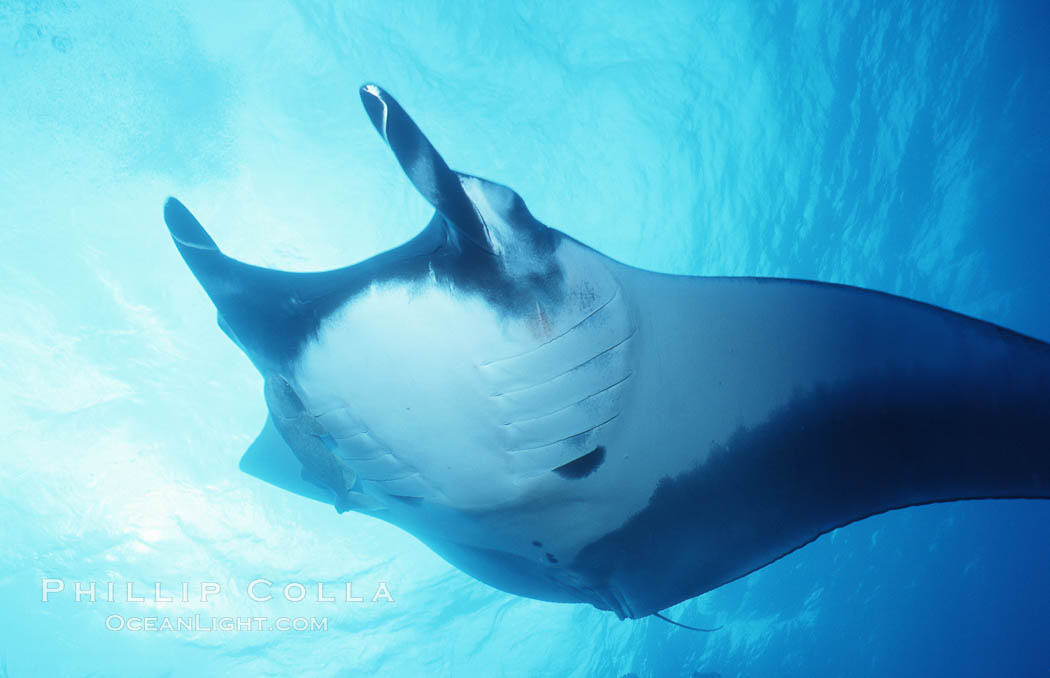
[{"x1": 359, "y1": 83, "x2": 496, "y2": 255}]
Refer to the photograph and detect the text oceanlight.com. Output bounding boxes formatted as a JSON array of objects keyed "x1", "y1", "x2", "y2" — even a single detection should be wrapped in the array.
[{"x1": 105, "y1": 615, "x2": 329, "y2": 632}]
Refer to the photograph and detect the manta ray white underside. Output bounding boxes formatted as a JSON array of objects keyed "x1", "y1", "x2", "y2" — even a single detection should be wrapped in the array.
[{"x1": 164, "y1": 84, "x2": 1050, "y2": 620}]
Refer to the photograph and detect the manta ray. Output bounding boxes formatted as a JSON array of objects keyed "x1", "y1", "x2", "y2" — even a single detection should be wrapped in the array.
[{"x1": 163, "y1": 84, "x2": 1050, "y2": 621}]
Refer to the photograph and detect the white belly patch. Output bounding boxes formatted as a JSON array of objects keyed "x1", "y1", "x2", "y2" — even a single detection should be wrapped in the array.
[{"x1": 290, "y1": 242, "x2": 636, "y2": 511}]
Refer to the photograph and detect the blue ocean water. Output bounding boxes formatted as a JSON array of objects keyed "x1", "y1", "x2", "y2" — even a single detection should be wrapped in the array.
[{"x1": 1, "y1": 1, "x2": 1048, "y2": 676}]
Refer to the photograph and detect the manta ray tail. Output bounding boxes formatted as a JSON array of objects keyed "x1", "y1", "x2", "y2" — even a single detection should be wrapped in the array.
[{"x1": 653, "y1": 612, "x2": 724, "y2": 633}]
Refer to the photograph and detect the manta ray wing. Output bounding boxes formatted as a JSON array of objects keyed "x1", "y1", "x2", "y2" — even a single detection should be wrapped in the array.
[{"x1": 568, "y1": 268, "x2": 1050, "y2": 617}]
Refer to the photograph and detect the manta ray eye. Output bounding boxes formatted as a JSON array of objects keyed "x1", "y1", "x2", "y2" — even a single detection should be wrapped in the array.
[{"x1": 471, "y1": 177, "x2": 526, "y2": 217}]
